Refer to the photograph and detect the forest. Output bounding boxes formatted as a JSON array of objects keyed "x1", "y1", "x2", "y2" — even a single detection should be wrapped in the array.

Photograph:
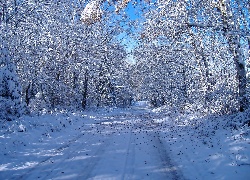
[
  {"x1": 0, "y1": 0, "x2": 250, "y2": 179},
  {"x1": 0, "y1": 0, "x2": 250, "y2": 118}
]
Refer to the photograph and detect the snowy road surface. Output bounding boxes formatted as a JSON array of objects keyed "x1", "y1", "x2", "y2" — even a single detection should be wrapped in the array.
[
  {"x1": 1, "y1": 107, "x2": 249, "y2": 180},
  {"x1": 1, "y1": 109, "x2": 184, "y2": 180}
]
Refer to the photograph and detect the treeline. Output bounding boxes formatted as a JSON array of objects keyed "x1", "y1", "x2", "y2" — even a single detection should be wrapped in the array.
[
  {"x1": 0, "y1": 0, "x2": 132, "y2": 121},
  {"x1": 132, "y1": 0, "x2": 249, "y2": 114},
  {"x1": 0, "y1": 0, "x2": 249, "y2": 120}
]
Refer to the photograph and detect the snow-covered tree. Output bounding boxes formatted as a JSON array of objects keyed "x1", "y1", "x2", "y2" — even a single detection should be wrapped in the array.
[
  {"x1": 132, "y1": 0, "x2": 242, "y2": 114},
  {"x1": 216, "y1": 0, "x2": 249, "y2": 111},
  {"x1": 0, "y1": 41, "x2": 23, "y2": 121},
  {"x1": 0, "y1": 0, "x2": 129, "y2": 112}
]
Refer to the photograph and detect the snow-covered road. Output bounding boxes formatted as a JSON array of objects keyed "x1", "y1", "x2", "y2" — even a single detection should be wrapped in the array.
[
  {"x1": 1, "y1": 107, "x2": 249, "y2": 180},
  {"x1": 7, "y1": 111, "x2": 183, "y2": 180}
]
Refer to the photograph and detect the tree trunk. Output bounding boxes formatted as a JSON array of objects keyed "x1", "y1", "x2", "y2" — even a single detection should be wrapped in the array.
[
  {"x1": 25, "y1": 83, "x2": 31, "y2": 106},
  {"x1": 82, "y1": 70, "x2": 88, "y2": 110}
]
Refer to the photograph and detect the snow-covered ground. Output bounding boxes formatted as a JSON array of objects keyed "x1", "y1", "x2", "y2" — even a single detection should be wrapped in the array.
[
  {"x1": 0, "y1": 106, "x2": 249, "y2": 180},
  {"x1": 152, "y1": 106, "x2": 250, "y2": 180}
]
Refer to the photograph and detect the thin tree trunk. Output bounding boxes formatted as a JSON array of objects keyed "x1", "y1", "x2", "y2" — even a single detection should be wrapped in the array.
[
  {"x1": 82, "y1": 70, "x2": 88, "y2": 109},
  {"x1": 25, "y1": 83, "x2": 31, "y2": 106}
]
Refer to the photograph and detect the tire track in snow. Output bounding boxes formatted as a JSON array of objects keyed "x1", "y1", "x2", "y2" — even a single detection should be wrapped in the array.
[
  {"x1": 121, "y1": 129, "x2": 136, "y2": 180},
  {"x1": 77, "y1": 134, "x2": 114, "y2": 179},
  {"x1": 14, "y1": 121, "x2": 110, "y2": 180},
  {"x1": 129, "y1": 113, "x2": 185, "y2": 180},
  {"x1": 39, "y1": 132, "x2": 108, "y2": 180},
  {"x1": 153, "y1": 133, "x2": 185, "y2": 180},
  {"x1": 14, "y1": 133, "x2": 86, "y2": 180}
]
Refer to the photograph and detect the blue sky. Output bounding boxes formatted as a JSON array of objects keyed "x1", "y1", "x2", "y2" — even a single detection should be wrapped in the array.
[{"x1": 116, "y1": 1, "x2": 143, "y2": 61}]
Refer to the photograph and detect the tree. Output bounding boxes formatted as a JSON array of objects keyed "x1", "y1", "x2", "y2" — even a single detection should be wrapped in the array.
[
  {"x1": 217, "y1": 0, "x2": 249, "y2": 111},
  {"x1": 132, "y1": 0, "x2": 241, "y2": 114},
  {"x1": 1, "y1": 0, "x2": 129, "y2": 111},
  {"x1": 0, "y1": 40, "x2": 23, "y2": 121}
]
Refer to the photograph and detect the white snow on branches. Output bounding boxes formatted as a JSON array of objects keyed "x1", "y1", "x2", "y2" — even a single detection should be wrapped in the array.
[{"x1": 81, "y1": 1, "x2": 103, "y2": 25}]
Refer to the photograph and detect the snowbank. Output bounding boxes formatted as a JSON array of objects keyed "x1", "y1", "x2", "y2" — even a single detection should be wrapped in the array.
[{"x1": 157, "y1": 109, "x2": 250, "y2": 180}]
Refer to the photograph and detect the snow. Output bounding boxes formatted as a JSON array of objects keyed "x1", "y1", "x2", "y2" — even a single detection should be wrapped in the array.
[
  {"x1": 132, "y1": 101, "x2": 151, "y2": 109},
  {"x1": 0, "y1": 107, "x2": 249, "y2": 179},
  {"x1": 80, "y1": 1, "x2": 102, "y2": 24}
]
